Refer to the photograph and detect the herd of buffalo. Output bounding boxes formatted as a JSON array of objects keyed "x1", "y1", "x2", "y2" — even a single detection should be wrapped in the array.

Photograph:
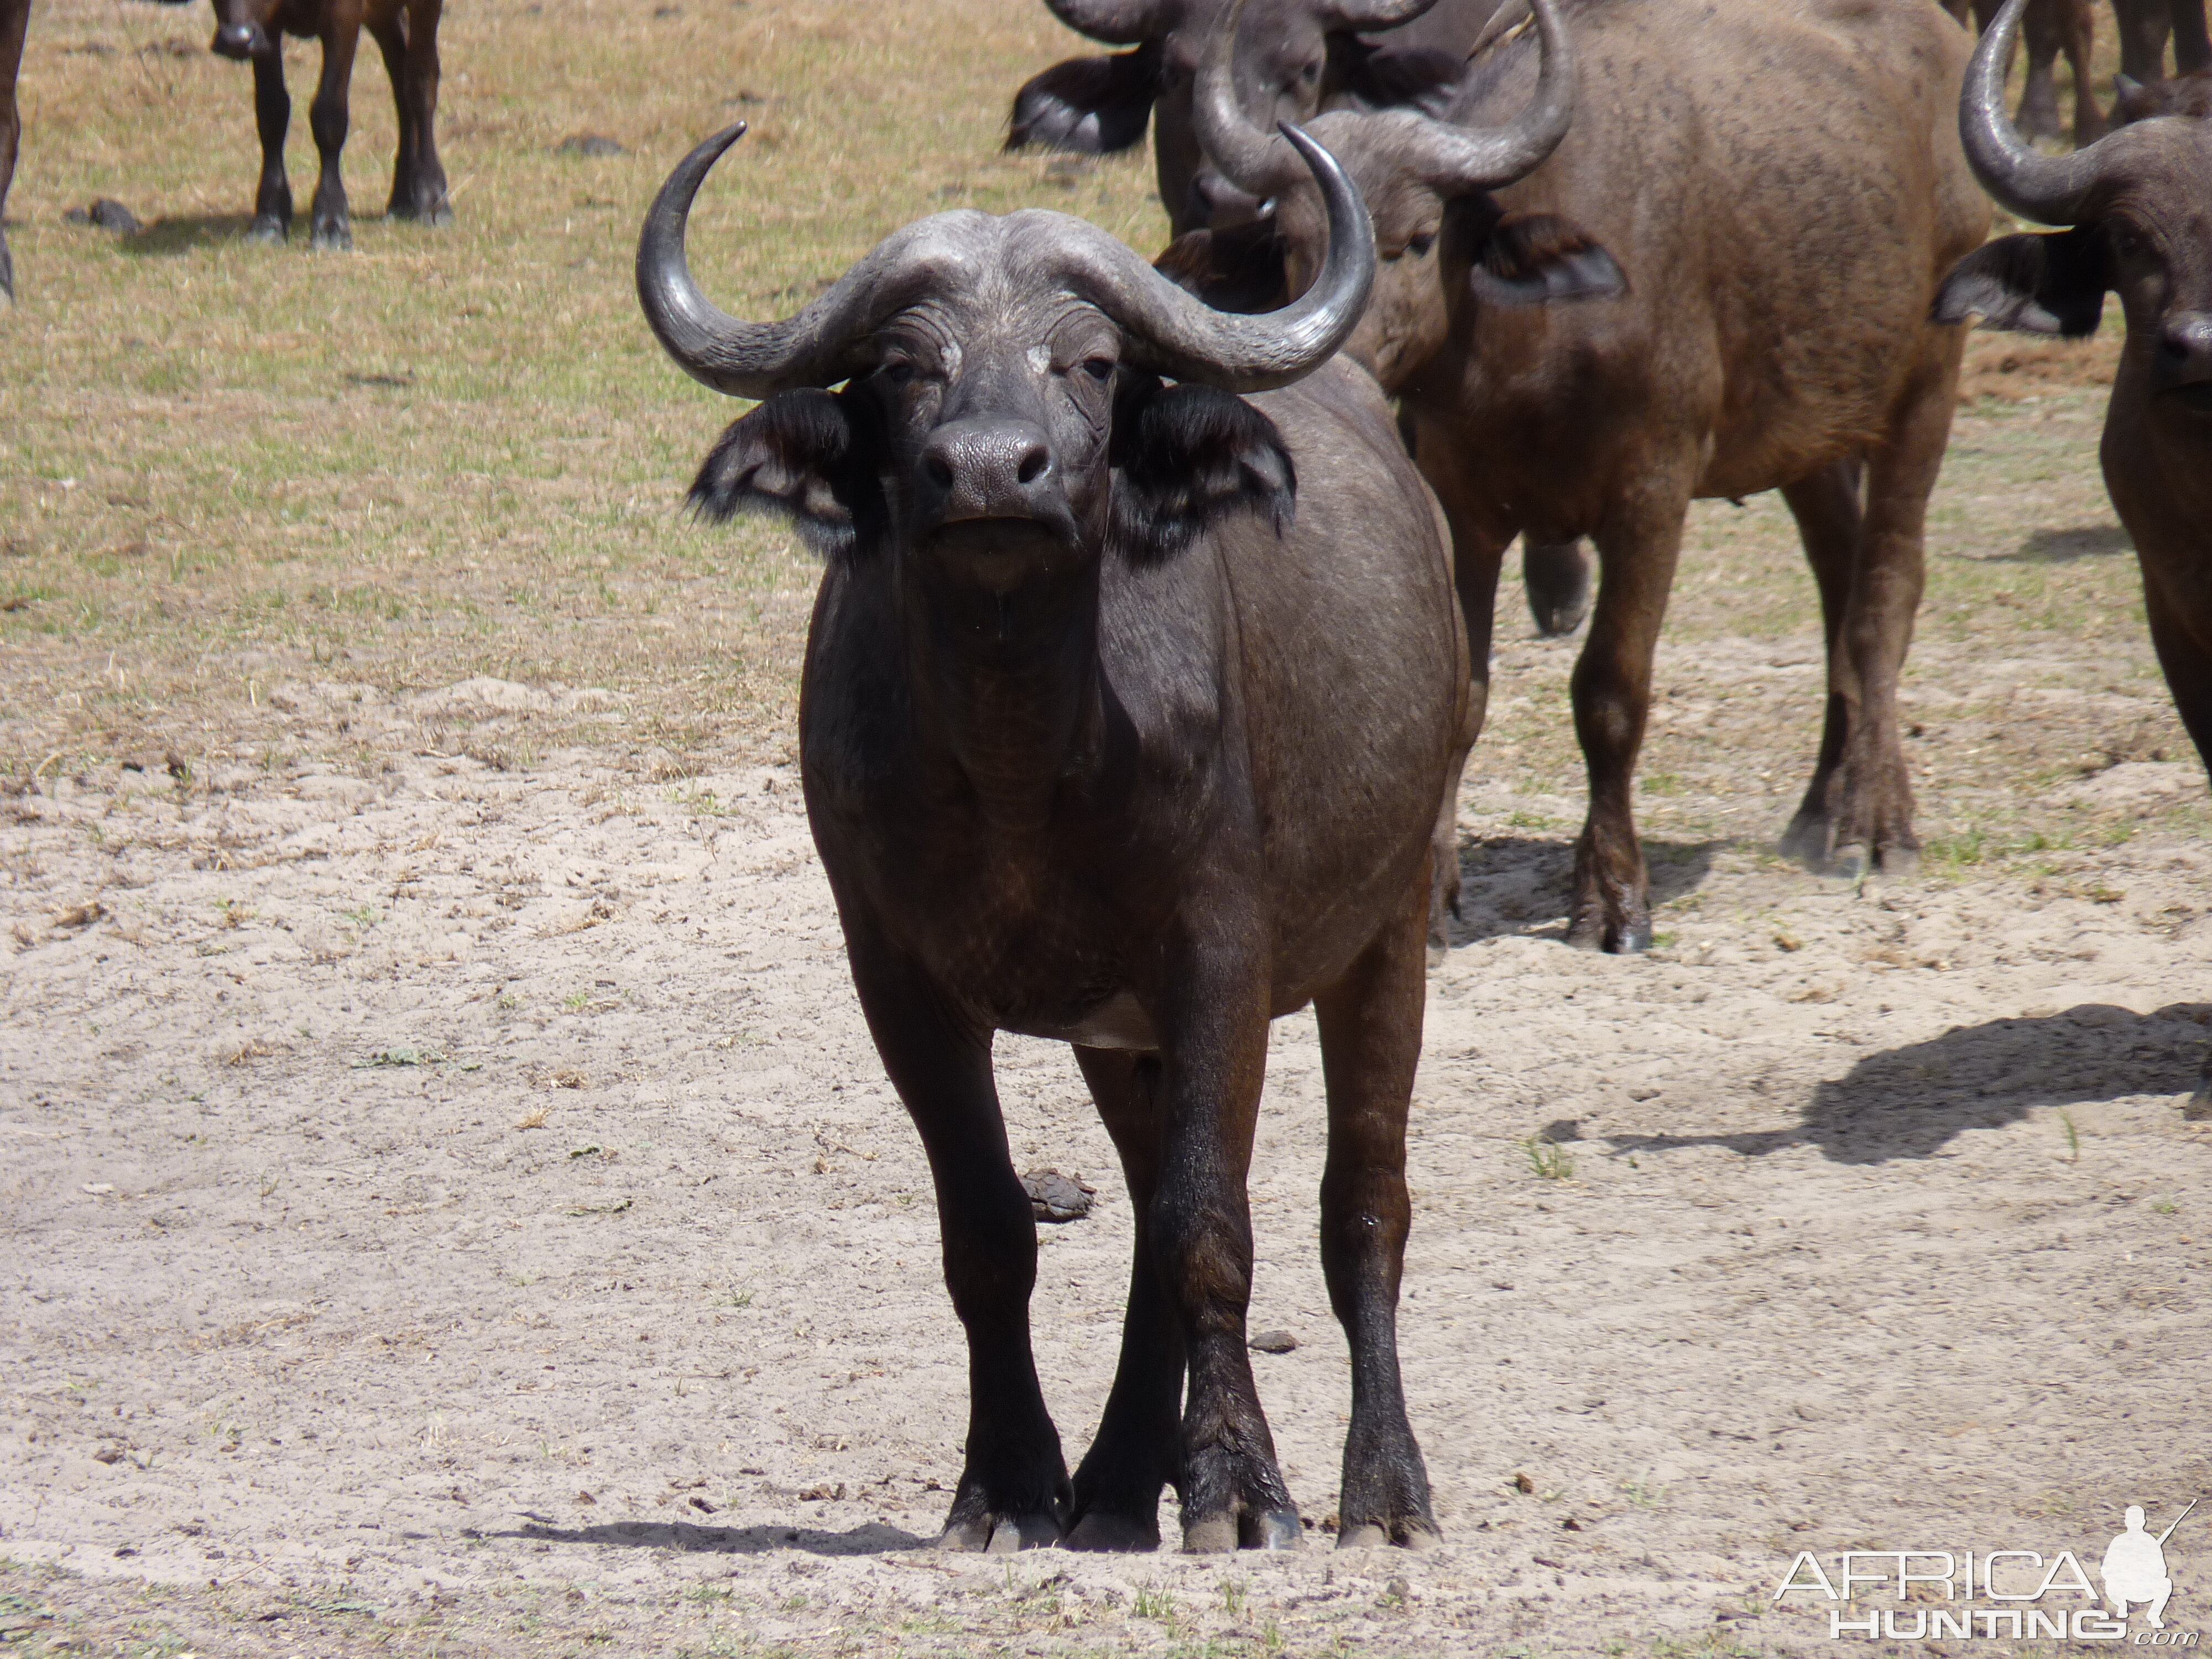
[{"x1": 4, "y1": 0, "x2": 2209, "y2": 1561}]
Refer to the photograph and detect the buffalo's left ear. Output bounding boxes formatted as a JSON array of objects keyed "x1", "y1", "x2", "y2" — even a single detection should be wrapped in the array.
[
  {"x1": 1152, "y1": 222, "x2": 1291, "y2": 311},
  {"x1": 1331, "y1": 37, "x2": 1466, "y2": 117},
  {"x1": 1110, "y1": 380, "x2": 1296, "y2": 563},
  {"x1": 688, "y1": 386, "x2": 885, "y2": 559},
  {"x1": 1932, "y1": 228, "x2": 2107, "y2": 337},
  {"x1": 1006, "y1": 46, "x2": 1160, "y2": 154},
  {"x1": 1468, "y1": 210, "x2": 1626, "y2": 306}
]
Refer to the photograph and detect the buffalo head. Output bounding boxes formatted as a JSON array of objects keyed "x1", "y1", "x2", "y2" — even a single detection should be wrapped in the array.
[
  {"x1": 1174, "y1": 0, "x2": 1619, "y2": 389},
  {"x1": 1938, "y1": 0, "x2": 2212, "y2": 416},
  {"x1": 1008, "y1": 0, "x2": 1469, "y2": 234},
  {"x1": 637, "y1": 123, "x2": 1374, "y2": 582}
]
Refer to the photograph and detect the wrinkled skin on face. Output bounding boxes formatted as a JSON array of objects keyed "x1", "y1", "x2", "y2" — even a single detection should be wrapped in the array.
[
  {"x1": 1010, "y1": 0, "x2": 1501, "y2": 233},
  {"x1": 206, "y1": 0, "x2": 452, "y2": 251},
  {"x1": 645, "y1": 137, "x2": 1470, "y2": 1553},
  {"x1": 0, "y1": 0, "x2": 26, "y2": 304},
  {"x1": 1937, "y1": 118, "x2": 2212, "y2": 776}
]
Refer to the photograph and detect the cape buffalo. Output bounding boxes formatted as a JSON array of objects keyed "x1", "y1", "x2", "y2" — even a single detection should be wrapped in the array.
[
  {"x1": 1937, "y1": 0, "x2": 2212, "y2": 774},
  {"x1": 2112, "y1": 0, "x2": 2211, "y2": 82},
  {"x1": 208, "y1": 0, "x2": 451, "y2": 249},
  {"x1": 1, "y1": 0, "x2": 26, "y2": 302},
  {"x1": 1193, "y1": 0, "x2": 1989, "y2": 952},
  {"x1": 638, "y1": 124, "x2": 1469, "y2": 1552},
  {"x1": 1010, "y1": 0, "x2": 1596, "y2": 639}
]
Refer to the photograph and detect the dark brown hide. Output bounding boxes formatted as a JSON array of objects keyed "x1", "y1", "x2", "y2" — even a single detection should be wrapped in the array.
[
  {"x1": 1233, "y1": 0, "x2": 1987, "y2": 951},
  {"x1": 640, "y1": 130, "x2": 1471, "y2": 1554},
  {"x1": 208, "y1": 0, "x2": 450, "y2": 249},
  {"x1": 1945, "y1": 0, "x2": 2105, "y2": 145},
  {"x1": 0, "y1": 0, "x2": 26, "y2": 302}
]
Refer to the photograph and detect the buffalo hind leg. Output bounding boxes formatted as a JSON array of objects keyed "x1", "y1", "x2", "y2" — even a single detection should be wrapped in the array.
[
  {"x1": 1151, "y1": 920, "x2": 1296, "y2": 1552},
  {"x1": 249, "y1": 44, "x2": 294, "y2": 242},
  {"x1": 1566, "y1": 479, "x2": 1693, "y2": 952},
  {"x1": 1065, "y1": 1048, "x2": 1185, "y2": 1552},
  {"x1": 847, "y1": 937, "x2": 1067, "y2": 1552},
  {"x1": 1315, "y1": 870, "x2": 1437, "y2": 1548},
  {"x1": 1777, "y1": 458, "x2": 1866, "y2": 871},
  {"x1": 2016, "y1": 0, "x2": 2068, "y2": 141},
  {"x1": 378, "y1": 0, "x2": 451, "y2": 222},
  {"x1": 1524, "y1": 538, "x2": 1593, "y2": 638},
  {"x1": 307, "y1": 4, "x2": 363, "y2": 250}
]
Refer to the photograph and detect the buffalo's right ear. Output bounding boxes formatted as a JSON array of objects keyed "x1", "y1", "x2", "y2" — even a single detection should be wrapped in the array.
[
  {"x1": 1110, "y1": 379, "x2": 1296, "y2": 564},
  {"x1": 688, "y1": 387, "x2": 884, "y2": 559},
  {"x1": 1932, "y1": 228, "x2": 2107, "y2": 337},
  {"x1": 1007, "y1": 46, "x2": 1160, "y2": 153},
  {"x1": 1151, "y1": 222, "x2": 1291, "y2": 311}
]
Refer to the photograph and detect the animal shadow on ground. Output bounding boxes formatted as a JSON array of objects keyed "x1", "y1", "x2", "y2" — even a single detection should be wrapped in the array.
[
  {"x1": 2003, "y1": 524, "x2": 2135, "y2": 562},
  {"x1": 1445, "y1": 834, "x2": 1720, "y2": 946},
  {"x1": 119, "y1": 216, "x2": 262, "y2": 257},
  {"x1": 499, "y1": 1519, "x2": 930, "y2": 1557},
  {"x1": 1607, "y1": 1003, "x2": 2212, "y2": 1166}
]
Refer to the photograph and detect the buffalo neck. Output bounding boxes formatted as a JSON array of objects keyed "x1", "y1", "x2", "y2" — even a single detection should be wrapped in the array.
[{"x1": 901, "y1": 546, "x2": 1105, "y2": 837}]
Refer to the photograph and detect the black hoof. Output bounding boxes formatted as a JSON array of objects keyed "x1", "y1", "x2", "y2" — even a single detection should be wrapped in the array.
[
  {"x1": 1337, "y1": 1519, "x2": 1441, "y2": 1550},
  {"x1": 1566, "y1": 912, "x2": 1651, "y2": 953},
  {"x1": 247, "y1": 217, "x2": 289, "y2": 244},
  {"x1": 310, "y1": 223, "x2": 353, "y2": 253},
  {"x1": 1182, "y1": 1507, "x2": 1301, "y2": 1553},
  {"x1": 940, "y1": 1511, "x2": 1061, "y2": 1553}
]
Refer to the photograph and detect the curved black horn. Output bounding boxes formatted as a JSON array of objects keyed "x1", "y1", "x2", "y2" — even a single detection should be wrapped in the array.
[
  {"x1": 1056, "y1": 122, "x2": 1374, "y2": 390},
  {"x1": 1043, "y1": 0, "x2": 1172, "y2": 45},
  {"x1": 637, "y1": 124, "x2": 941, "y2": 399},
  {"x1": 1395, "y1": 0, "x2": 1573, "y2": 191},
  {"x1": 1960, "y1": 0, "x2": 2106, "y2": 223}
]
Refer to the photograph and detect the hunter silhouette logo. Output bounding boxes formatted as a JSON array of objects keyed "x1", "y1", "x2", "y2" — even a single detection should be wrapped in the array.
[
  {"x1": 2105, "y1": 1501, "x2": 2195, "y2": 1630},
  {"x1": 1776, "y1": 1499, "x2": 2200, "y2": 1643}
]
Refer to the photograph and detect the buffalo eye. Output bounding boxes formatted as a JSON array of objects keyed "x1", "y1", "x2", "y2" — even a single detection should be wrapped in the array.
[
  {"x1": 1081, "y1": 356, "x2": 1115, "y2": 382},
  {"x1": 1299, "y1": 59, "x2": 1321, "y2": 84},
  {"x1": 1405, "y1": 233, "x2": 1434, "y2": 258}
]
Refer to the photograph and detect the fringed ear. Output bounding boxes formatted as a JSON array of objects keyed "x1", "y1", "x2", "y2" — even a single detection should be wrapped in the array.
[
  {"x1": 1006, "y1": 45, "x2": 1161, "y2": 154},
  {"x1": 688, "y1": 387, "x2": 886, "y2": 559},
  {"x1": 1110, "y1": 380, "x2": 1296, "y2": 565},
  {"x1": 1933, "y1": 228, "x2": 2109, "y2": 338},
  {"x1": 1331, "y1": 37, "x2": 1467, "y2": 118},
  {"x1": 1469, "y1": 211, "x2": 1626, "y2": 307},
  {"x1": 1151, "y1": 222, "x2": 1292, "y2": 311}
]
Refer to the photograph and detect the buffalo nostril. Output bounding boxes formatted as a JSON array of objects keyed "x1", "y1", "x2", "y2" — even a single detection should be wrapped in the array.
[
  {"x1": 924, "y1": 455, "x2": 955, "y2": 491},
  {"x1": 1016, "y1": 448, "x2": 1050, "y2": 487}
]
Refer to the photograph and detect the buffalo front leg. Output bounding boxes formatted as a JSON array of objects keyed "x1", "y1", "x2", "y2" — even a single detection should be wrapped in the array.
[
  {"x1": 847, "y1": 939, "x2": 1067, "y2": 1551},
  {"x1": 1792, "y1": 334, "x2": 1957, "y2": 878},
  {"x1": 307, "y1": 6, "x2": 362, "y2": 251},
  {"x1": 1065, "y1": 1047, "x2": 1186, "y2": 1552},
  {"x1": 1420, "y1": 427, "x2": 1516, "y2": 945},
  {"x1": 1151, "y1": 923, "x2": 1297, "y2": 1552},
  {"x1": 1314, "y1": 870, "x2": 1437, "y2": 1549},
  {"x1": 378, "y1": 0, "x2": 451, "y2": 222},
  {"x1": 248, "y1": 44, "x2": 295, "y2": 242},
  {"x1": 1566, "y1": 480, "x2": 1692, "y2": 952},
  {"x1": 0, "y1": 0, "x2": 25, "y2": 302},
  {"x1": 2015, "y1": 0, "x2": 2068, "y2": 142}
]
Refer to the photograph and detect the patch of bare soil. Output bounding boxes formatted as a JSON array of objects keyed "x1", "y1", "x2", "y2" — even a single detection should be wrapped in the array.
[
  {"x1": 4, "y1": 646, "x2": 2211, "y2": 1657},
  {"x1": 1959, "y1": 327, "x2": 2122, "y2": 404}
]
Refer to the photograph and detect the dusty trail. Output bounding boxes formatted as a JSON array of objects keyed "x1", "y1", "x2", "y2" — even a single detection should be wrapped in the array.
[{"x1": 5, "y1": 645, "x2": 2210, "y2": 1656}]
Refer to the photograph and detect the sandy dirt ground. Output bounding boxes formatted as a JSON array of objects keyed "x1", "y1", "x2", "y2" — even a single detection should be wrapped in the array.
[{"x1": 9, "y1": 456, "x2": 2212, "y2": 1655}]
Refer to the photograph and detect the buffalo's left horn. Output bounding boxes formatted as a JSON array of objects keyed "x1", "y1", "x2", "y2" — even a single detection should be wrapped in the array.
[
  {"x1": 1057, "y1": 122, "x2": 1374, "y2": 390},
  {"x1": 1960, "y1": 0, "x2": 2107, "y2": 223},
  {"x1": 1198, "y1": 0, "x2": 1573, "y2": 199},
  {"x1": 637, "y1": 124, "x2": 939, "y2": 399},
  {"x1": 1042, "y1": 0, "x2": 1173, "y2": 45}
]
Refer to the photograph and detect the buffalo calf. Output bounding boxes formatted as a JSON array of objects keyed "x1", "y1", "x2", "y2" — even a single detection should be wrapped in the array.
[{"x1": 210, "y1": 0, "x2": 450, "y2": 249}]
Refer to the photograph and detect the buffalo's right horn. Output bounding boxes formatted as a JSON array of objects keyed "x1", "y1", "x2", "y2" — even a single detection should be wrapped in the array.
[
  {"x1": 1057, "y1": 122, "x2": 1375, "y2": 389},
  {"x1": 1960, "y1": 0, "x2": 2107, "y2": 223},
  {"x1": 1043, "y1": 0, "x2": 1173, "y2": 45},
  {"x1": 637, "y1": 124, "x2": 945, "y2": 399}
]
